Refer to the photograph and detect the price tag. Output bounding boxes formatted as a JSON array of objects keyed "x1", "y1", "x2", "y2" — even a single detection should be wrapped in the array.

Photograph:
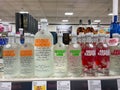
[
  {"x1": 32, "y1": 81, "x2": 47, "y2": 90},
  {"x1": 57, "y1": 81, "x2": 70, "y2": 90},
  {"x1": 117, "y1": 79, "x2": 120, "y2": 90},
  {"x1": 0, "y1": 82, "x2": 11, "y2": 90},
  {"x1": 88, "y1": 80, "x2": 101, "y2": 90}
]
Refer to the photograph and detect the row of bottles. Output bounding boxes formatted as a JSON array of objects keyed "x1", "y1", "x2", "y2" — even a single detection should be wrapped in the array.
[{"x1": 1, "y1": 19, "x2": 120, "y2": 79}]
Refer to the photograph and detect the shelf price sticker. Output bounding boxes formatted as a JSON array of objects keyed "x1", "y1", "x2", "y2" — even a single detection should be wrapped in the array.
[
  {"x1": 117, "y1": 79, "x2": 120, "y2": 90},
  {"x1": 0, "y1": 82, "x2": 11, "y2": 90},
  {"x1": 32, "y1": 81, "x2": 47, "y2": 90},
  {"x1": 88, "y1": 80, "x2": 101, "y2": 90},
  {"x1": 57, "y1": 81, "x2": 70, "y2": 90}
]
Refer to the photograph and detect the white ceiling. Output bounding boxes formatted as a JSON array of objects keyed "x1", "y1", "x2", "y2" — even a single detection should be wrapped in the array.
[{"x1": 0, "y1": 0, "x2": 120, "y2": 24}]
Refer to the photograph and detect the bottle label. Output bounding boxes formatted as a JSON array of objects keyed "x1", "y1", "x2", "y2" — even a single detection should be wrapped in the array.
[
  {"x1": 111, "y1": 50, "x2": 120, "y2": 55},
  {"x1": 106, "y1": 38, "x2": 119, "y2": 46},
  {"x1": 54, "y1": 50, "x2": 66, "y2": 56},
  {"x1": 84, "y1": 50, "x2": 96, "y2": 56},
  {"x1": 34, "y1": 39, "x2": 51, "y2": 47},
  {"x1": 70, "y1": 50, "x2": 81, "y2": 56},
  {"x1": 3, "y1": 50, "x2": 15, "y2": 57},
  {"x1": 34, "y1": 47, "x2": 53, "y2": 74},
  {"x1": 20, "y1": 56, "x2": 34, "y2": 75},
  {"x1": 98, "y1": 50, "x2": 110, "y2": 56},
  {"x1": 20, "y1": 50, "x2": 33, "y2": 56}
]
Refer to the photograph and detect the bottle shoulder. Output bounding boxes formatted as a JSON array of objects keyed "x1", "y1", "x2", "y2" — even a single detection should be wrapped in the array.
[
  {"x1": 20, "y1": 43, "x2": 34, "y2": 50},
  {"x1": 35, "y1": 30, "x2": 53, "y2": 38},
  {"x1": 54, "y1": 43, "x2": 66, "y2": 49},
  {"x1": 4, "y1": 43, "x2": 18, "y2": 49},
  {"x1": 68, "y1": 43, "x2": 81, "y2": 49}
]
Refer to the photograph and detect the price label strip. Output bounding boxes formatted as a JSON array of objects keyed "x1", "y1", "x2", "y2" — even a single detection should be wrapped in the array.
[
  {"x1": 88, "y1": 80, "x2": 101, "y2": 90},
  {"x1": 0, "y1": 82, "x2": 11, "y2": 90},
  {"x1": 57, "y1": 81, "x2": 70, "y2": 90},
  {"x1": 32, "y1": 81, "x2": 47, "y2": 90},
  {"x1": 117, "y1": 79, "x2": 120, "y2": 90}
]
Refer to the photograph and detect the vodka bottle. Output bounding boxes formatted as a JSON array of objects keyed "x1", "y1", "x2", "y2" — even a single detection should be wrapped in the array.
[
  {"x1": 53, "y1": 32, "x2": 67, "y2": 77},
  {"x1": 20, "y1": 33, "x2": 34, "y2": 77},
  {"x1": 96, "y1": 34, "x2": 110, "y2": 76},
  {"x1": 109, "y1": 33, "x2": 120, "y2": 75},
  {"x1": 67, "y1": 33, "x2": 82, "y2": 77},
  {"x1": 82, "y1": 33, "x2": 96, "y2": 76},
  {"x1": 34, "y1": 19, "x2": 53, "y2": 77},
  {"x1": 3, "y1": 33, "x2": 19, "y2": 78},
  {"x1": 0, "y1": 34, "x2": 3, "y2": 78}
]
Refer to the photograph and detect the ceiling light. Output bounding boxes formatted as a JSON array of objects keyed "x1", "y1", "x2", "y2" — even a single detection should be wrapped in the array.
[
  {"x1": 19, "y1": 11, "x2": 29, "y2": 14},
  {"x1": 62, "y1": 20, "x2": 69, "y2": 22},
  {"x1": 94, "y1": 20, "x2": 101, "y2": 23},
  {"x1": 108, "y1": 13, "x2": 113, "y2": 16},
  {"x1": 65, "y1": 12, "x2": 73, "y2": 16}
]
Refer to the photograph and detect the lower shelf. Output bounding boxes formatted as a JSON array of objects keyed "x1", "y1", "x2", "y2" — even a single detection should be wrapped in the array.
[{"x1": 0, "y1": 76, "x2": 120, "y2": 90}]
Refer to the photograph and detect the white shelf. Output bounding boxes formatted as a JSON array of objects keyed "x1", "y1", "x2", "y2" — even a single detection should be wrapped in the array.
[{"x1": 0, "y1": 76, "x2": 120, "y2": 82}]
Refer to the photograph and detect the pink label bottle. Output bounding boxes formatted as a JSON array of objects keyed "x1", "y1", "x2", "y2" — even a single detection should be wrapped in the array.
[
  {"x1": 82, "y1": 33, "x2": 96, "y2": 76},
  {"x1": 96, "y1": 34, "x2": 110, "y2": 76}
]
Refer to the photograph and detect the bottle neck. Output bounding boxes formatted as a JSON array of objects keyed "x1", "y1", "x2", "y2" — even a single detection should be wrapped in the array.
[
  {"x1": 41, "y1": 23, "x2": 47, "y2": 31},
  {"x1": 86, "y1": 36, "x2": 92, "y2": 43},
  {"x1": 99, "y1": 36, "x2": 105, "y2": 43},
  {"x1": 58, "y1": 36, "x2": 63, "y2": 43},
  {"x1": 16, "y1": 37, "x2": 20, "y2": 44},
  {"x1": 8, "y1": 36, "x2": 14, "y2": 44},
  {"x1": 72, "y1": 36, "x2": 77, "y2": 43},
  {"x1": 25, "y1": 36, "x2": 30, "y2": 43}
]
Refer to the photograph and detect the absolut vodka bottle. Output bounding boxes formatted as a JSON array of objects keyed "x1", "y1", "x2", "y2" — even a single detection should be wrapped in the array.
[
  {"x1": 82, "y1": 33, "x2": 96, "y2": 76},
  {"x1": 109, "y1": 33, "x2": 120, "y2": 75},
  {"x1": 53, "y1": 32, "x2": 67, "y2": 77},
  {"x1": 20, "y1": 33, "x2": 34, "y2": 77},
  {"x1": 67, "y1": 33, "x2": 82, "y2": 77},
  {"x1": 96, "y1": 34, "x2": 110, "y2": 76},
  {"x1": 34, "y1": 19, "x2": 53, "y2": 77},
  {"x1": 3, "y1": 33, "x2": 20, "y2": 78}
]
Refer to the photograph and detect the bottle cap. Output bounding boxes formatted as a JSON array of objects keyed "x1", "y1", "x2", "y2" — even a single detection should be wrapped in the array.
[
  {"x1": 8, "y1": 33, "x2": 14, "y2": 36},
  {"x1": 40, "y1": 19, "x2": 48, "y2": 23},
  {"x1": 24, "y1": 33, "x2": 30, "y2": 36},
  {"x1": 112, "y1": 33, "x2": 119, "y2": 37},
  {"x1": 15, "y1": 34, "x2": 20, "y2": 37},
  {"x1": 19, "y1": 28, "x2": 23, "y2": 35},
  {"x1": 57, "y1": 32, "x2": 63, "y2": 37},
  {"x1": 30, "y1": 34, "x2": 34, "y2": 37}
]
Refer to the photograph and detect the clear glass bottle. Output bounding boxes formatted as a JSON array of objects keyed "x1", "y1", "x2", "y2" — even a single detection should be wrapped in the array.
[
  {"x1": 0, "y1": 34, "x2": 3, "y2": 78},
  {"x1": 20, "y1": 33, "x2": 34, "y2": 78},
  {"x1": 82, "y1": 33, "x2": 96, "y2": 76},
  {"x1": 96, "y1": 34, "x2": 110, "y2": 76},
  {"x1": 34, "y1": 19, "x2": 53, "y2": 77},
  {"x1": 53, "y1": 32, "x2": 67, "y2": 77},
  {"x1": 109, "y1": 33, "x2": 120, "y2": 75},
  {"x1": 67, "y1": 33, "x2": 82, "y2": 77},
  {"x1": 3, "y1": 33, "x2": 19, "y2": 78}
]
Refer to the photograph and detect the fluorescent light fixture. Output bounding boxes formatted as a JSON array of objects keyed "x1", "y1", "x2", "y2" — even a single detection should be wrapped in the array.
[
  {"x1": 65, "y1": 12, "x2": 73, "y2": 15},
  {"x1": 94, "y1": 20, "x2": 101, "y2": 23},
  {"x1": 62, "y1": 19, "x2": 69, "y2": 22},
  {"x1": 19, "y1": 11, "x2": 29, "y2": 14},
  {"x1": 108, "y1": 13, "x2": 113, "y2": 16}
]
